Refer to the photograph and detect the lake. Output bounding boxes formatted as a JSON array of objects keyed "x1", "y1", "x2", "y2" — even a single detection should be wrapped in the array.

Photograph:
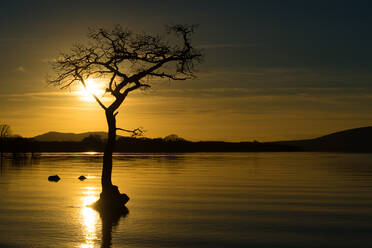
[{"x1": 1, "y1": 152, "x2": 372, "y2": 247}]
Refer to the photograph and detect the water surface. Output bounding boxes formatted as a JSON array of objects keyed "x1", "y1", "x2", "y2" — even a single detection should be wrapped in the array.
[{"x1": 1, "y1": 152, "x2": 372, "y2": 247}]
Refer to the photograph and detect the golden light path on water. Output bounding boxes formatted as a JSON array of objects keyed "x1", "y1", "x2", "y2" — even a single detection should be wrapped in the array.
[{"x1": 80, "y1": 187, "x2": 100, "y2": 248}]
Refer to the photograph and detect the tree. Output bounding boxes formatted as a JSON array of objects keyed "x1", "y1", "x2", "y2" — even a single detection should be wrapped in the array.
[
  {"x1": 48, "y1": 24, "x2": 202, "y2": 210},
  {"x1": 0, "y1": 124, "x2": 10, "y2": 138},
  {"x1": 164, "y1": 134, "x2": 186, "y2": 142},
  {"x1": 0, "y1": 124, "x2": 11, "y2": 157}
]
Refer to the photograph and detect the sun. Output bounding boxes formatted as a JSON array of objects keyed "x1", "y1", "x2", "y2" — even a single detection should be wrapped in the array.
[{"x1": 78, "y1": 78, "x2": 105, "y2": 102}]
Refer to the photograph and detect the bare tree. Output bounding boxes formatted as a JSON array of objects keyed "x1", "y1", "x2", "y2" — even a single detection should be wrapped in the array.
[
  {"x1": 0, "y1": 124, "x2": 10, "y2": 138},
  {"x1": 48, "y1": 24, "x2": 202, "y2": 210},
  {"x1": 0, "y1": 124, "x2": 10, "y2": 157}
]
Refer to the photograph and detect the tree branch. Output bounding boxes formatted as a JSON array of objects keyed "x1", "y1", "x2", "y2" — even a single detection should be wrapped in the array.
[
  {"x1": 116, "y1": 127, "x2": 144, "y2": 137},
  {"x1": 47, "y1": 24, "x2": 203, "y2": 114},
  {"x1": 128, "y1": 57, "x2": 174, "y2": 82},
  {"x1": 148, "y1": 72, "x2": 190, "y2": 80},
  {"x1": 122, "y1": 81, "x2": 150, "y2": 97}
]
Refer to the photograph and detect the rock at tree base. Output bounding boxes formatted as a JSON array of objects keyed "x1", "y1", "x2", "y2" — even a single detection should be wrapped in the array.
[
  {"x1": 90, "y1": 185, "x2": 129, "y2": 213},
  {"x1": 48, "y1": 175, "x2": 60, "y2": 182}
]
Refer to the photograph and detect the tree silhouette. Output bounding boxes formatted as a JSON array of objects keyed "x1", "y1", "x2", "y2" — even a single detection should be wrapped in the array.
[
  {"x1": 0, "y1": 124, "x2": 11, "y2": 157},
  {"x1": 48, "y1": 24, "x2": 202, "y2": 209}
]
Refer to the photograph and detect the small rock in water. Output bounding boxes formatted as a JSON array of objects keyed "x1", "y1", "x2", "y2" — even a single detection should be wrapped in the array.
[
  {"x1": 78, "y1": 175, "x2": 87, "y2": 181},
  {"x1": 48, "y1": 175, "x2": 60, "y2": 182}
]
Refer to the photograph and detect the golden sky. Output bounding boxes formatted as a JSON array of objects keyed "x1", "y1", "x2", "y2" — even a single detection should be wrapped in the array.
[{"x1": 1, "y1": 1, "x2": 372, "y2": 141}]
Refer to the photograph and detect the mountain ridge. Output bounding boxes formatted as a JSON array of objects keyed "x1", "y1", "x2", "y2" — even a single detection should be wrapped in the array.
[
  {"x1": 275, "y1": 126, "x2": 372, "y2": 152},
  {"x1": 30, "y1": 126, "x2": 372, "y2": 152},
  {"x1": 33, "y1": 131, "x2": 111, "y2": 142}
]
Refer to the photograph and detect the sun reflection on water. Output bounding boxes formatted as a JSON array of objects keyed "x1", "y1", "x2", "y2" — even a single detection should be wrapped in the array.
[
  {"x1": 80, "y1": 188, "x2": 100, "y2": 248},
  {"x1": 84, "y1": 151, "x2": 98, "y2": 156}
]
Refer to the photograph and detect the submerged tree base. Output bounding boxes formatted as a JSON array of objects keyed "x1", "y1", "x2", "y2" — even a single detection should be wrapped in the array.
[
  {"x1": 90, "y1": 187, "x2": 129, "y2": 247},
  {"x1": 90, "y1": 185, "x2": 129, "y2": 214}
]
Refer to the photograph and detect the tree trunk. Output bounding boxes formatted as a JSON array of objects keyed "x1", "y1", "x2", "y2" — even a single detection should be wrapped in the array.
[
  {"x1": 102, "y1": 110, "x2": 116, "y2": 192},
  {"x1": 92, "y1": 110, "x2": 129, "y2": 211}
]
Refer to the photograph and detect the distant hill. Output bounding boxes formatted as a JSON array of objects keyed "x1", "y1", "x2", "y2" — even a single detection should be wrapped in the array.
[
  {"x1": 276, "y1": 126, "x2": 372, "y2": 152},
  {"x1": 27, "y1": 131, "x2": 297, "y2": 152},
  {"x1": 33, "y1": 131, "x2": 109, "y2": 142},
  {"x1": 29, "y1": 126, "x2": 372, "y2": 152}
]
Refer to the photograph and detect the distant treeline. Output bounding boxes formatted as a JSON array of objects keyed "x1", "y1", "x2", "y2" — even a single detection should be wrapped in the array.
[
  {"x1": 1, "y1": 137, "x2": 38, "y2": 154},
  {"x1": 3, "y1": 126, "x2": 371, "y2": 154},
  {"x1": 1, "y1": 135, "x2": 299, "y2": 153}
]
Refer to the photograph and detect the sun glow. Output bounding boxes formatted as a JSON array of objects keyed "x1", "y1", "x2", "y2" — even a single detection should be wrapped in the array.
[{"x1": 79, "y1": 78, "x2": 105, "y2": 102}]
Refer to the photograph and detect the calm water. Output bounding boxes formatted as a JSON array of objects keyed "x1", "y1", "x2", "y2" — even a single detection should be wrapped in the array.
[{"x1": 1, "y1": 152, "x2": 372, "y2": 247}]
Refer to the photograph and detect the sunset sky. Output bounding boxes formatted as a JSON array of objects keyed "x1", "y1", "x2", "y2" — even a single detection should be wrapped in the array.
[{"x1": 1, "y1": 0, "x2": 372, "y2": 141}]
